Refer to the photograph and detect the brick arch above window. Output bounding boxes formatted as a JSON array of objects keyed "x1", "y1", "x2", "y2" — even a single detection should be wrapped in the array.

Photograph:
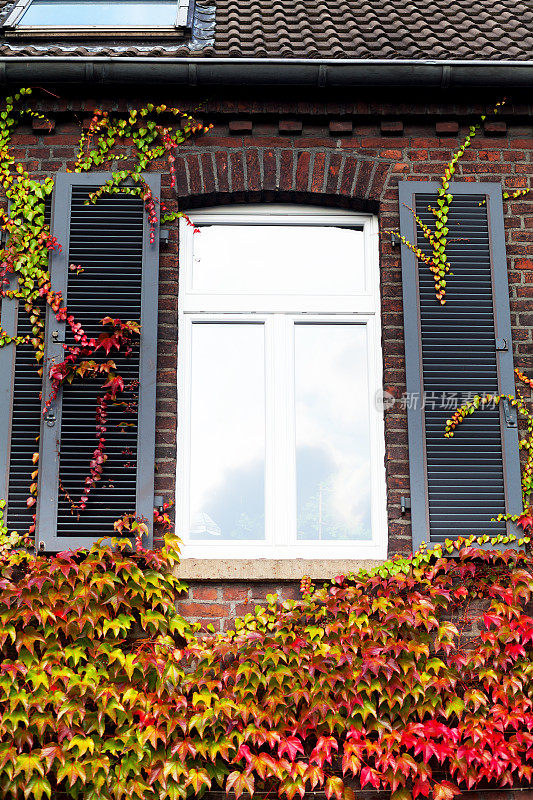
[{"x1": 172, "y1": 150, "x2": 392, "y2": 210}]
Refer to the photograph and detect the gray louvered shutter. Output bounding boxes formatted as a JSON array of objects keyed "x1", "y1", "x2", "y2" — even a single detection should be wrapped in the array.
[
  {"x1": 34, "y1": 172, "x2": 160, "y2": 551},
  {"x1": 399, "y1": 181, "x2": 521, "y2": 550},
  {"x1": 0, "y1": 199, "x2": 52, "y2": 535}
]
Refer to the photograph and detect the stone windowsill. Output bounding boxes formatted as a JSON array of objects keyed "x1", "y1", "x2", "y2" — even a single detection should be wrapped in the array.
[{"x1": 173, "y1": 559, "x2": 386, "y2": 581}]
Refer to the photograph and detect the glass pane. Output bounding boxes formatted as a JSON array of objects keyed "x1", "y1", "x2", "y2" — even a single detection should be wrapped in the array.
[
  {"x1": 295, "y1": 324, "x2": 372, "y2": 541},
  {"x1": 20, "y1": 0, "x2": 177, "y2": 26},
  {"x1": 189, "y1": 323, "x2": 265, "y2": 541},
  {"x1": 192, "y1": 225, "x2": 365, "y2": 294}
]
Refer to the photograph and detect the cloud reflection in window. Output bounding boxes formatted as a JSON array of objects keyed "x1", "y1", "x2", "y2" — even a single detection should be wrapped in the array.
[
  {"x1": 295, "y1": 324, "x2": 372, "y2": 541},
  {"x1": 189, "y1": 322, "x2": 266, "y2": 541}
]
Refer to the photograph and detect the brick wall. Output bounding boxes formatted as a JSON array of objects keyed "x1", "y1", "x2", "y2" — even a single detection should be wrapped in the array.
[
  {"x1": 203, "y1": 789, "x2": 532, "y2": 800},
  {"x1": 178, "y1": 581, "x2": 302, "y2": 632},
  {"x1": 6, "y1": 85, "x2": 533, "y2": 629}
]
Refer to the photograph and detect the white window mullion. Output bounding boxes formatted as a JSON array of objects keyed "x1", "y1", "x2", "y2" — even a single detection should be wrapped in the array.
[
  {"x1": 270, "y1": 314, "x2": 296, "y2": 550},
  {"x1": 264, "y1": 316, "x2": 276, "y2": 552},
  {"x1": 176, "y1": 312, "x2": 192, "y2": 544},
  {"x1": 367, "y1": 314, "x2": 388, "y2": 558},
  {"x1": 284, "y1": 316, "x2": 297, "y2": 548}
]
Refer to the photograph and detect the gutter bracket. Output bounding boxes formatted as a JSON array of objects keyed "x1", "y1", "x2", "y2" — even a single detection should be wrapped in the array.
[
  {"x1": 188, "y1": 63, "x2": 197, "y2": 85},
  {"x1": 318, "y1": 65, "x2": 327, "y2": 87},
  {"x1": 441, "y1": 64, "x2": 451, "y2": 88},
  {"x1": 93, "y1": 63, "x2": 105, "y2": 83}
]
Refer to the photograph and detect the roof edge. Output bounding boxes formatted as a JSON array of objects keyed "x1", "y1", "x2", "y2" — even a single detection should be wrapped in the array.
[{"x1": 0, "y1": 57, "x2": 532, "y2": 86}]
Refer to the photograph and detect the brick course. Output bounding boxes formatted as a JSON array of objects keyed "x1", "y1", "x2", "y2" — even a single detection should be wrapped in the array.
[
  {"x1": 7, "y1": 87, "x2": 533, "y2": 629},
  {"x1": 180, "y1": 582, "x2": 302, "y2": 632}
]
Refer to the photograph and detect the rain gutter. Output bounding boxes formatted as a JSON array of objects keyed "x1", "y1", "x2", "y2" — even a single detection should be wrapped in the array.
[{"x1": 0, "y1": 57, "x2": 531, "y2": 86}]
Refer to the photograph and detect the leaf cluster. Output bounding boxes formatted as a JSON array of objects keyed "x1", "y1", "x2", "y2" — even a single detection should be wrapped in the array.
[
  {"x1": 1, "y1": 532, "x2": 533, "y2": 800},
  {"x1": 0, "y1": 90, "x2": 209, "y2": 524},
  {"x1": 394, "y1": 99, "x2": 506, "y2": 304},
  {"x1": 445, "y1": 368, "x2": 533, "y2": 531}
]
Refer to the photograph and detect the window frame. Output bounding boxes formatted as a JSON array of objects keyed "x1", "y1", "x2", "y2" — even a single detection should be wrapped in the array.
[
  {"x1": 3, "y1": 0, "x2": 193, "y2": 38},
  {"x1": 177, "y1": 205, "x2": 387, "y2": 561}
]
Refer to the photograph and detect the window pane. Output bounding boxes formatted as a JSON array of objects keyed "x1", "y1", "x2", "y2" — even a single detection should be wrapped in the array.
[
  {"x1": 192, "y1": 225, "x2": 365, "y2": 294},
  {"x1": 20, "y1": 0, "x2": 177, "y2": 26},
  {"x1": 295, "y1": 324, "x2": 372, "y2": 541},
  {"x1": 189, "y1": 323, "x2": 265, "y2": 541}
]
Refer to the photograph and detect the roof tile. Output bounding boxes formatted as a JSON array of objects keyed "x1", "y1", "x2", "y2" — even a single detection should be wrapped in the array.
[{"x1": 0, "y1": 0, "x2": 531, "y2": 59}]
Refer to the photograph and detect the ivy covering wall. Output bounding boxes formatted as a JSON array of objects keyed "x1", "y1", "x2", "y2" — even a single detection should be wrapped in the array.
[
  {"x1": 0, "y1": 89, "x2": 532, "y2": 800},
  {"x1": 0, "y1": 530, "x2": 532, "y2": 800}
]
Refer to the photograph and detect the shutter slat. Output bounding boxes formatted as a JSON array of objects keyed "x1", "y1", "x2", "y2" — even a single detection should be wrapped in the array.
[
  {"x1": 400, "y1": 182, "x2": 522, "y2": 549},
  {"x1": 56, "y1": 188, "x2": 142, "y2": 539},
  {"x1": 415, "y1": 193, "x2": 503, "y2": 541}
]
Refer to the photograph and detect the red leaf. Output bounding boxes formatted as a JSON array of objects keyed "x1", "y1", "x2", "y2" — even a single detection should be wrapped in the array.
[
  {"x1": 278, "y1": 736, "x2": 304, "y2": 761},
  {"x1": 433, "y1": 782, "x2": 462, "y2": 800},
  {"x1": 516, "y1": 512, "x2": 533, "y2": 531},
  {"x1": 360, "y1": 767, "x2": 381, "y2": 789}
]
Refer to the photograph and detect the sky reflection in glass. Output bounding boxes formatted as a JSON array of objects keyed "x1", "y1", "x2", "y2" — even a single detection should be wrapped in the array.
[
  {"x1": 189, "y1": 323, "x2": 266, "y2": 541},
  {"x1": 193, "y1": 225, "x2": 365, "y2": 295},
  {"x1": 20, "y1": 0, "x2": 177, "y2": 26},
  {"x1": 295, "y1": 323, "x2": 372, "y2": 540}
]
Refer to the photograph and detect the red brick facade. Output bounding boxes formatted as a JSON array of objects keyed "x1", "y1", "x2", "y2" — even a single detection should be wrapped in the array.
[{"x1": 8, "y1": 87, "x2": 533, "y2": 629}]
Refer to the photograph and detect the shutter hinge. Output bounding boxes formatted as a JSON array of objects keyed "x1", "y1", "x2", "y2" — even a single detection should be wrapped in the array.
[
  {"x1": 496, "y1": 338, "x2": 508, "y2": 351},
  {"x1": 44, "y1": 409, "x2": 56, "y2": 428},
  {"x1": 154, "y1": 495, "x2": 164, "y2": 511},
  {"x1": 159, "y1": 229, "x2": 169, "y2": 248},
  {"x1": 51, "y1": 329, "x2": 65, "y2": 344},
  {"x1": 400, "y1": 496, "x2": 411, "y2": 515},
  {"x1": 502, "y1": 397, "x2": 518, "y2": 428}
]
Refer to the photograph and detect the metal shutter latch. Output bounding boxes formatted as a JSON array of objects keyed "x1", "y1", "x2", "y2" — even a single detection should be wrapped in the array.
[
  {"x1": 502, "y1": 397, "x2": 518, "y2": 428},
  {"x1": 496, "y1": 338, "x2": 508, "y2": 351}
]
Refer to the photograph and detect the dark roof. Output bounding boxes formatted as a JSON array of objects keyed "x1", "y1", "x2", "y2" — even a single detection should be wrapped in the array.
[{"x1": 0, "y1": 0, "x2": 532, "y2": 60}]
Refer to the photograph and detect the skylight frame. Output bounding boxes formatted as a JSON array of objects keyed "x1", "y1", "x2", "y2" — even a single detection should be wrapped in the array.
[{"x1": 2, "y1": 0, "x2": 193, "y2": 38}]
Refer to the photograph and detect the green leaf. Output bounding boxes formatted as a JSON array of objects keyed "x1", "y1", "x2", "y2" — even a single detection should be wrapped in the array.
[
  {"x1": 57, "y1": 761, "x2": 87, "y2": 788},
  {"x1": 325, "y1": 776, "x2": 344, "y2": 800},
  {"x1": 23, "y1": 776, "x2": 51, "y2": 800},
  {"x1": 444, "y1": 696, "x2": 464, "y2": 719}
]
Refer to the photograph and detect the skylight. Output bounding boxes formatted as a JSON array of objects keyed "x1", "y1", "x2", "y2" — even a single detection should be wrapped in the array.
[{"x1": 18, "y1": 0, "x2": 179, "y2": 27}]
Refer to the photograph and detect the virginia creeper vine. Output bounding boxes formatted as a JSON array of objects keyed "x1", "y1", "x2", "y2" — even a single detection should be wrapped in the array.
[
  {"x1": 395, "y1": 100, "x2": 506, "y2": 304},
  {"x1": 0, "y1": 89, "x2": 530, "y2": 800},
  {"x1": 0, "y1": 89, "x2": 211, "y2": 524},
  {"x1": 445, "y1": 368, "x2": 533, "y2": 533},
  {"x1": 0, "y1": 530, "x2": 532, "y2": 800}
]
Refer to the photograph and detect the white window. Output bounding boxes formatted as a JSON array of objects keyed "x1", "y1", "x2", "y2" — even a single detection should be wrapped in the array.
[{"x1": 177, "y1": 206, "x2": 387, "y2": 560}]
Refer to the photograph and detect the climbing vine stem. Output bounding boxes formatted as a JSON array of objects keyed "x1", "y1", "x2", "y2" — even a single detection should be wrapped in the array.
[
  {"x1": 445, "y1": 368, "x2": 533, "y2": 532},
  {"x1": 0, "y1": 91, "x2": 532, "y2": 800},
  {"x1": 395, "y1": 99, "x2": 506, "y2": 304},
  {"x1": 0, "y1": 88, "x2": 211, "y2": 525}
]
